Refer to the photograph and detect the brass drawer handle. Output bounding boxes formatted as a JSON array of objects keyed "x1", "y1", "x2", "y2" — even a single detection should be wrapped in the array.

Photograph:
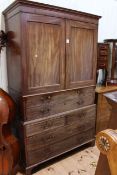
[
  {"x1": 40, "y1": 95, "x2": 51, "y2": 101},
  {"x1": 46, "y1": 95, "x2": 51, "y2": 101},
  {"x1": 77, "y1": 99, "x2": 84, "y2": 105},
  {"x1": 40, "y1": 108, "x2": 50, "y2": 114}
]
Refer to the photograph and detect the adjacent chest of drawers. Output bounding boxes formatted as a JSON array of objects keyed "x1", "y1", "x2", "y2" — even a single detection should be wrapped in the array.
[
  {"x1": 3, "y1": 0, "x2": 100, "y2": 174},
  {"x1": 97, "y1": 43, "x2": 109, "y2": 70},
  {"x1": 95, "y1": 86, "x2": 117, "y2": 134}
]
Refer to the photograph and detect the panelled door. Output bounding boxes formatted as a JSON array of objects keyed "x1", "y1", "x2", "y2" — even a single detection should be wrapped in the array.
[
  {"x1": 22, "y1": 14, "x2": 65, "y2": 94},
  {"x1": 66, "y1": 20, "x2": 97, "y2": 89}
]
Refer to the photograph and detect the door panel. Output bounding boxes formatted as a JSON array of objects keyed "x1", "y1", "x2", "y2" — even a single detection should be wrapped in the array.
[
  {"x1": 23, "y1": 14, "x2": 65, "y2": 94},
  {"x1": 66, "y1": 20, "x2": 97, "y2": 88}
]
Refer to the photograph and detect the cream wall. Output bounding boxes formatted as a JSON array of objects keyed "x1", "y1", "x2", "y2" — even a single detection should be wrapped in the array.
[
  {"x1": 0, "y1": 0, "x2": 14, "y2": 90},
  {"x1": 0, "y1": 0, "x2": 117, "y2": 90}
]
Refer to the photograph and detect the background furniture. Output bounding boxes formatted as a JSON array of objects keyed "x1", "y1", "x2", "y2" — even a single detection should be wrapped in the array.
[
  {"x1": 3, "y1": 0, "x2": 100, "y2": 174},
  {"x1": 97, "y1": 43, "x2": 109, "y2": 70},
  {"x1": 104, "y1": 39, "x2": 117, "y2": 81},
  {"x1": 95, "y1": 91, "x2": 117, "y2": 175},
  {"x1": 96, "y1": 43, "x2": 109, "y2": 86},
  {"x1": 95, "y1": 86, "x2": 117, "y2": 134}
]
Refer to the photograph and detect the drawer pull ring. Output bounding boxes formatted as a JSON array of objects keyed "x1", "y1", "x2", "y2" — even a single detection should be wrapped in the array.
[{"x1": 40, "y1": 108, "x2": 50, "y2": 114}]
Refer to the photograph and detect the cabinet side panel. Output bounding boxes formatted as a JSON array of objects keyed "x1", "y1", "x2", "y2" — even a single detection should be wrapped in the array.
[{"x1": 5, "y1": 13, "x2": 22, "y2": 93}]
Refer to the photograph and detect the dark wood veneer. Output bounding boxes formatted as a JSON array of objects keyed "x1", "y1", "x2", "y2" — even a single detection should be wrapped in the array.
[
  {"x1": 3, "y1": 0, "x2": 100, "y2": 23},
  {"x1": 22, "y1": 86, "x2": 95, "y2": 121},
  {"x1": 27, "y1": 129, "x2": 95, "y2": 166},
  {"x1": 24, "y1": 105, "x2": 96, "y2": 137},
  {"x1": 97, "y1": 43, "x2": 109, "y2": 70},
  {"x1": 4, "y1": 1, "x2": 100, "y2": 174}
]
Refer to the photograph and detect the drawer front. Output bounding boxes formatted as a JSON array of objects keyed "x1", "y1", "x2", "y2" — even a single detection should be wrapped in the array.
[
  {"x1": 97, "y1": 56, "x2": 107, "y2": 61},
  {"x1": 98, "y1": 44, "x2": 109, "y2": 50},
  {"x1": 97, "y1": 59, "x2": 108, "y2": 69},
  {"x1": 23, "y1": 86, "x2": 95, "y2": 120},
  {"x1": 99, "y1": 50, "x2": 108, "y2": 56},
  {"x1": 25, "y1": 105, "x2": 96, "y2": 151},
  {"x1": 26, "y1": 128, "x2": 95, "y2": 166},
  {"x1": 24, "y1": 105, "x2": 96, "y2": 137}
]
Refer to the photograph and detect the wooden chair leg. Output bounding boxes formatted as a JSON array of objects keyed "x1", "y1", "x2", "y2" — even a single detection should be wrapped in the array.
[
  {"x1": 95, "y1": 129, "x2": 117, "y2": 175},
  {"x1": 95, "y1": 153, "x2": 111, "y2": 175}
]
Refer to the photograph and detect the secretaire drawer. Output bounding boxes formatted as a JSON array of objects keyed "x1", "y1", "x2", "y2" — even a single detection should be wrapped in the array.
[
  {"x1": 24, "y1": 105, "x2": 96, "y2": 137},
  {"x1": 98, "y1": 44, "x2": 109, "y2": 50},
  {"x1": 24, "y1": 105, "x2": 96, "y2": 152},
  {"x1": 97, "y1": 56, "x2": 107, "y2": 61},
  {"x1": 99, "y1": 50, "x2": 108, "y2": 56},
  {"x1": 97, "y1": 61, "x2": 107, "y2": 69},
  {"x1": 22, "y1": 86, "x2": 95, "y2": 121},
  {"x1": 26, "y1": 128, "x2": 95, "y2": 166}
]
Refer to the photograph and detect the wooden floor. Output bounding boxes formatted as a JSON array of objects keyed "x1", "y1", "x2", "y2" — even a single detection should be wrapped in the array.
[{"x1": 17, "y1": 145, "x2": 99, "y2": 175}]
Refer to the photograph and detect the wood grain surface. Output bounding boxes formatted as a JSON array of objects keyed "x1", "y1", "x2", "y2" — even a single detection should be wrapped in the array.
[
  {"x1": 26, "y1": 15, "x2": 65, "y2": 93},
  {"x1": 24, "y1": 105, "x2": 96, "y2": 137},
  {"x1": 22, "y1": 87, "x2": 95, "y2": 121},
  {"x1": 4, "y1": 0, "x2": 100, "y2": 173}
]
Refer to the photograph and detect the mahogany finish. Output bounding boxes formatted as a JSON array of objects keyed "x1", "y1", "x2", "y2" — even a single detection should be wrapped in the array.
[
  {"x1": 97, "y1": 43, "x2": 109, "y2": 70},
  {"x1": 66, "y1": 20, "x2": 97, "y2": 88},
  {"x1": 95, "y1": 91, "x2": 117, "y2": 175},
  {"x1": 24, "y1": 105, "x2": 96, "y2": 137},
  {"x1": 0, "y1": 88, "x2": 19, "y2": 175},
  {"x1": 95, "y1": 86, "x2": 117, "y2": 133},
  {"x1": 3, "y1": 0, "x2": 100, "y2": 174},
  {"x1": 24, "y1": 14, "x2": 65, "y2": 93},
  {"x1": 22, "y1": 86, "x2": 95, "y2": 121}
]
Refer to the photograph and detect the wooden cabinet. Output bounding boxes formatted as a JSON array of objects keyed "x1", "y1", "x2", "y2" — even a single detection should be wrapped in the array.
[
  {"x1": 3, "y1": 0, "x2": 100, "y2": 174},
  {"x1": 97, "y1": 43, "x2": 109, "y2": 70},
  {"x1": 95, "y1": 86, "x2": 117, "y2": 134},
  {"x1": 104, "y1": 39, "x2": 117, "y2": 80}
]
